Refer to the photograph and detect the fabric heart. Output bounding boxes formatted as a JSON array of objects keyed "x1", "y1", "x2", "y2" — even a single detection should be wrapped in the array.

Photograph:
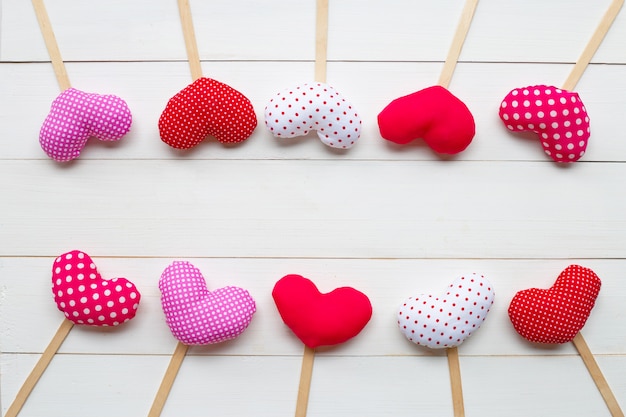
[
  {"x1": 51, "y1": 250, "x2": 141, "y2": 326},
  {"x1": 397, "y1": 272, "x2": 494, "y2": 349},
  {"x1": 508, "y1": 264, "x2": 601, "y2": 344},
  {"x1": 499, "y1": 85, "x2": 590, "y2": 163},
  {"x1": 264, "y1": 82, "x2": 362, "y2": 149},
  {"x1": 158, "y1": 77, "x2": 257, "y2": 149},
  {"x1": 159, "y1": 261, "x2": 256, "y2": 345},
  {"x1": 272, "y1": 274, "x2": 372, "y2": 348},
  {"x1": 377, "y1": 85, "x2": 475, "y2": 154},
  {"x1": 39, "y1": 88, "x2": 132, "y2": 162}
]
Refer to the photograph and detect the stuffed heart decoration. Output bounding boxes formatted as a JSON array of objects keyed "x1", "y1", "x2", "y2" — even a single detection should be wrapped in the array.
[
  {"x1": 499, "y1": 85, "x2": 590, "y2": 163},
  {"x1": 159, "y1": 261, "x2": 256, "y2": 345},
  {"x1": 39, "y1": 88, "x2": 132, "y2": 162},
  {"x1": 508, "y1": 264, "x2": 601, "y2": 344},
  {"x1": 377, "y1": 85, "x2": 475, "y2": 154},
  {"x1": 51, "y1": 250, "x2": 141, "y2": 326},
  {"x1": 272, "y1": 274, "x2": 372, "y2": 348},
  {"x1": 158, "y1": 77, "x2": 257, "y2": 149},
  {"x1": 397, "y1": 272, "x2": 494, "y2": 349},
  {"x1": 264, "y1": 82, "x2": 362, "y2": 149}
]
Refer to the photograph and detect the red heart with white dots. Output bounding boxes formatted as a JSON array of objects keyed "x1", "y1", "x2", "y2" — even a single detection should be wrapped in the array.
[
  {"x1": 397, "y1": 273, "x2": 495, "y2": 349},
  {"x1": 508, "y1": 264, "x2": 601, "y2": 344},
  {"x1": 264, "y1": 82, "x2": 362, "y2": 149},
  {"x1": 499, "y1": 85, "x2": 590, "y2": 163},
  {"x1": 272, "y1": 274, "x2": 372, "y2": 348},
  {"x1": 51, "y1": 250, "x2": 141, "y2": 326},
  {"x1": 158, "y1": 77, "x2": 257, "y2": 149}
]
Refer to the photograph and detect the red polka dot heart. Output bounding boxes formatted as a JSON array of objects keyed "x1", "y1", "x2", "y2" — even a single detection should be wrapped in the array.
[{"x1": 51, "y1": 250, "x2": 141, "y2": 326}]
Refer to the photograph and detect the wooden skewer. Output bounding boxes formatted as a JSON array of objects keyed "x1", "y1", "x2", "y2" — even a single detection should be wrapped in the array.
[
  {"x1": 295, "y1": 345, "x2": 316, "y2": 417},
  {"x1": 572, "y1": 333, "x2": 624, "y2": 417},
  {"x1": 31, "y1": 0, "x2": 71, "y2": 91},
  {"x1": 148, "y1": 342, "x2": 190, "y2": 417},
  {"x1": 562, "y1": 0, "x2": 624, "y2": 91},
  {"x1": 177, "y1": 0, "x2": 203, "y2": 81},
  {"x1": 447, "y1": 347, "x2": 466, "y2": 417},
  {"x1": 315, "y1": 0, "x2": 329, "y2": 83},
  {"x1": 5, "y1": 319, "x2": 74, "y2": 417},
  {"x1": 437, "y1": 0, "x2": 480, "y2": 89}
]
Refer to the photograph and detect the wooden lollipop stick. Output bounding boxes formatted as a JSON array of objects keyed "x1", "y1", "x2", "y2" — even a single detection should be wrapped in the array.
[
  {"x1": 5, "y1": 319, "x2": 74, "y2": 417},
  {"x1": 315, "y1": 0, "x2": 329, "y2": 84},
  {"x1": 295, "y1": 345, "x2": 316, "y2": 417},
  {"x1": 572, "y1": 333, "x2": 624, "y2": 417},
  {"x1": 177, "y1": 0, "x2": 203, "y2": 81},
  {"x1": 31, "y1": 0, "x2": 71, "y2": 91},
  {"x1": 447, "y1": 347, "x2": 466, "y2": 417},
  {"x1": 148, "y1": 342, "x2": 190, "y2": 417},
  {"x1": 437, "y1": 0, "x2": 480, "y2": 89},
  {"x1": 562, "y1": 0, "x2": 624, "y2": 91}
]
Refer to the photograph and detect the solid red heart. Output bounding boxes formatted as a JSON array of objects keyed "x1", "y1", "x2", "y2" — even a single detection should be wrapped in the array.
[
  {"x1": 377, "y1": 85, "x2": 475, "y2": 154},
  {"x1": 272, "y1": 274, "x2": 372, "y2": 348},
  {"x1": 158, "y1": 77, "x2": 257, "y2": 149},
  {"x1": 508, "y1": 265, "x2": 601, "y2": 344}
]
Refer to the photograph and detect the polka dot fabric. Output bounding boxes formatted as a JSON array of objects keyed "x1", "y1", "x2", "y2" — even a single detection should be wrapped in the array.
[
  {"x1": 508, "y1": 264, "x2": 601, "y2": 344},
  {"x1": 264, "y1": 82, "x2": 362, "y2": 149},
  {"x1": 159, "y1": 261, "x2": 256, "y2": 345},
  {"x1": 397, "y1": 273, "x2": 495, "y2": 349},
  {"x1": 40, "y1": 88, "x2": 132, "y2": 162},
  {"x1": 51, "y1": 250, "x2": 141, "y2": 326},
  {"x1": 499, "y1": 85, "x2": 590, "y2": 162},
  {"x1": 158, "y1": 77, "x2": 257, "y2": 149}
]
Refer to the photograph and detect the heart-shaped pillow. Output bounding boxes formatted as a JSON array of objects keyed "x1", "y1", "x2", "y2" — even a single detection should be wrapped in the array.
[
  {"x1": 51, "y1": 250, "x2": 141, "y2": 326},
  {"x1": 499, "y1": 85, "x2": 590, "y2": 163},
  {"x1": 377, "y1": 85, "x2": 475, "y2": 154},
  {"x1": 40, "y1": 89, "x2": 132, "y2": 162},
  {"x1": 272, "y1": 274, "x2": 372, "y2": 348},
  {"x1": 397, "y1": 272, "x2": 495, "y2": 349},
  {"x1": 264, "y1": 82, "x2": 362, "y2": 149},
  {"x1": 159, "y1": 261, "x2": 256, "y2": 345},
  {"x1": 508, "y1": 264, "x2": 601, "y2": 344},
  {"x1": 158, "y1": 77, "x2": 257, "y2": 149}
]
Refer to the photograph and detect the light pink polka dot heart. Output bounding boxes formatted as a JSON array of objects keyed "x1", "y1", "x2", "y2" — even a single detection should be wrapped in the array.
[
  {"x1": 51, "y1": 250, "x2": 141, "y2": 326},
  {"x1": 499, "y1": 85, "x2": 590, "y2": 163},
  {"x1": 159, "y1": 261, "x2": 256, "y2": 345}
]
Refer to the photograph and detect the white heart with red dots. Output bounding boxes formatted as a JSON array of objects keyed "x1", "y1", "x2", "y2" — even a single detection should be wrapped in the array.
[
  {"x1": 51, "y1": 250, "x2": 141, "y2": 326},
  {"x1": 499, "y1": 85, "x2": 590, "y2": 163},
  {"x1": 397, "y1": 273, "x2": 495, "y2": 349},
  {"x1": 264, "y1": 82, "x2": 362, "y2": 149}
]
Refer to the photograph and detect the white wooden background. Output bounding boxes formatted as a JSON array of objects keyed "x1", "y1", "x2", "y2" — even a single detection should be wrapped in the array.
[{"x1": 1, "y1": 0, "x2": 626, "y2": 416}]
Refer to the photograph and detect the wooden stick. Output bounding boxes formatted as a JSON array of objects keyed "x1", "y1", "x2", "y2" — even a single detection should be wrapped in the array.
[
  {"x1": 177, "y1": 0, "x2": 203, "y2": 81},
  {"x1": 447, "y1": 347, "x2": 465, "y2": 417},
  {"x1": 315, "y1": 0, "x2": 329, "y2": 83},
  {"x1": 31, "y1": 0, "x2": 71, "y2": 91},
  {"x1": 295, "y1": 345, "x2": 316, "y2": 417},
  {"x1": 562, "y1": 0, "x2": 624, "y2": 91},
  {"x1": 572, "y1": 333, "x2": 624, "y2": 417},
  {"x1": 5, "y1": 319, "x2": 74, "y2": 417},
  {"x1": 437, "y1": 0, "x2": 479, "y2": 89},
  {"x1": 148, "y1": 342, "x2": 190, "y2": 417}
]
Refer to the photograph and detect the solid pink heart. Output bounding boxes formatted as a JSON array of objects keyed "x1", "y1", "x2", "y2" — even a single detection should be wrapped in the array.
[
  {"x1": 397, "y1": 273, "x2": 495, "y2": 349},
  {"x1": 39, "y1": 88, "x2": 132, "y2": 162}
]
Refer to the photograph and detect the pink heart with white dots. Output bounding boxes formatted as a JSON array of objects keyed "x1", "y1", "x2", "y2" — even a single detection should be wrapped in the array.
[
  {"x1": 397, "y1": 273, "x2": 495, "y2": 349},
  {"x1": 159, "y1": 261, "x2": 256, "y2": 345},
  {"x1": 499, "y1": 85, "x2": 590, "y2": 163},
  {"x1": 51, "y1": 250, "x2": 141, "y2": 326},
  {"x1": 264, "y1": 82, "x2": 362, "y2": 149}
]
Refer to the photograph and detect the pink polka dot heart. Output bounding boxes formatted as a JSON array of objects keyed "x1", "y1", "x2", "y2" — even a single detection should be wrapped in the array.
[
  {"x1": 264, "y1": 82, "x2": 362, "y2": 149},
  {"x1": 499, "y1": 85, "x2": 590, "y2": 163},
  {"x1": 397, "y1": 273, "x2": 495, "y2": 349},
  {"x1": 51, "y1": 250, "x2": 141, "y2": 326},
  {"x1": 508, "y1": 264, "x2": 601, "y2": 344},
  {"x1": 159, "y1": 261, "x2": 256, "y2": 345},
  {"x1": 39, "y1": 89, "x2": 132, "y2": 162}
]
